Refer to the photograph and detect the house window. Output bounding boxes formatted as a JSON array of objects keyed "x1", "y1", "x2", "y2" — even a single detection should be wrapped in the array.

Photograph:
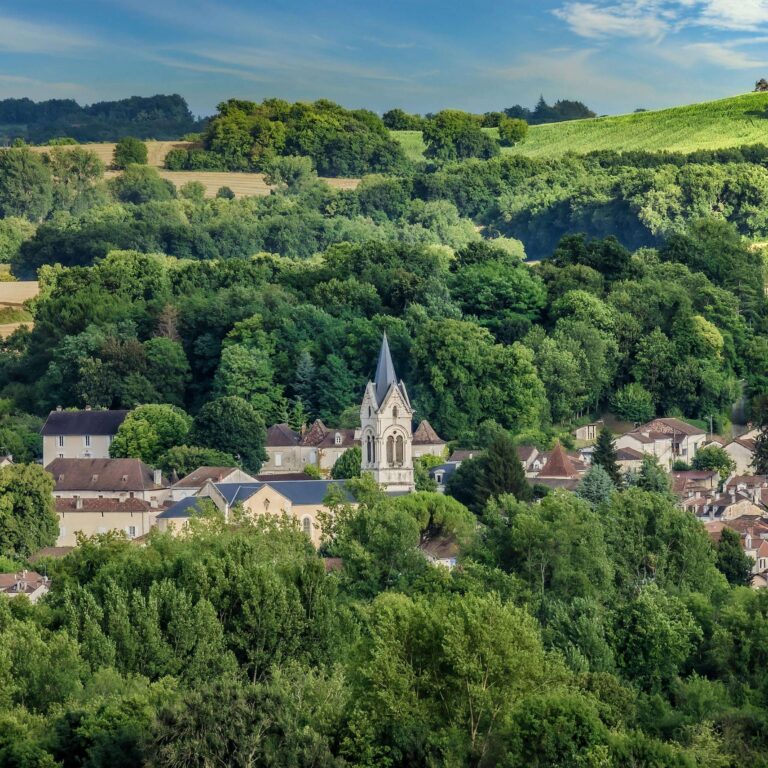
[
  {"x1": 84, "y1": 434, "x2": 91, "y2": 447},
  {"x1": 334, "y1": 433, "x2": 342, "y2": 446},
  {"x1": 302, "y1": 517, "x2": 312, "y2": 535},
  {"x1": 57, "y1": 435, "x2": 64, "y2": 447},
  {"x1": 275, "y1": 453, "x2": 283, "y2": 467},
  {"x1": 127, "y1": 526, "x2": 136, "y2": 538},
  {"x1": 58, "y1": 453, "x2": 64, "y2": 459},
  {"x1": 436, "y1": 472, "x2": 444, "y2": 484}
]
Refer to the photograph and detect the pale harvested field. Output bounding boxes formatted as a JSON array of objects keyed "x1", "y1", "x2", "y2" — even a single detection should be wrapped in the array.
[
  {"x1": 102, "y1": 168, "x2": 359, "y2": 198},
  {"x1": 0, "y1": 281, "x2": 39, "y2": 307},
  {"x1": 24, "y1": 141, "x2": 360, "y2": 198},
  {"x1": 28, "y1": 141, "x2": 193, "y2": 168},
  {"x1": 0, "y1": 322, "x2": 32, "y2": 338}
]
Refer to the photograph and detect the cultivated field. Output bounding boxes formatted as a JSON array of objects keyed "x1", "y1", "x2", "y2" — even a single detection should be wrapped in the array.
[
  {"x1": 28, "y1": 140, "x2": 192, "y2": 168},
  {"x1": 27, "y1": 141, "x2": 361, "y2": 198},
  {"x1": 0, "y1": 280, "x2": 38, "y2": 338},
  {"x1": 392, "y1": 92, "x2": 768, "y2": 160}
]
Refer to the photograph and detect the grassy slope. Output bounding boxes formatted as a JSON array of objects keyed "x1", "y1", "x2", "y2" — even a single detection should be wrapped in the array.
[{"x1": 391, "y1": 92, "x2": 768, "y2": 160}]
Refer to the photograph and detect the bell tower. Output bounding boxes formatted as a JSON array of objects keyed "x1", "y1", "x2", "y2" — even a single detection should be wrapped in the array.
[{"x1": 359, "y1": 333, "x2": 414, "y2": 493}]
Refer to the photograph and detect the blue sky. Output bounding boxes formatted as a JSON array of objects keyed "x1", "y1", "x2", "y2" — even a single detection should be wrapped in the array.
[{"x1": 0, "y1": 0, "x2": 766, "y2": 116}]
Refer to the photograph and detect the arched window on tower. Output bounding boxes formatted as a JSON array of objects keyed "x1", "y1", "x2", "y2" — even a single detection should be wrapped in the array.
[
  {"x1": 395, "y1": 435, "x2": 404, "y2": 465},
  {"x1": 386, "y1": 436, "x2": 395, "y2": 466},
  {"x1": 302, "y1": 517, "x2": 312, "y2": 536},
  {"x1": 366, "y1": 435, "x2": 372, "y2": 464}
]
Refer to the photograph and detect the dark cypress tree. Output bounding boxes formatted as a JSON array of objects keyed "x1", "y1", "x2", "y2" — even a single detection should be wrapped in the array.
[
  {"x1": 479, "y1": 433, "x2": 533, "y2": 504},
  {"x1": 292, "y1": 350, "x2": 317, "y2": 418},
  {"x1": 716, "y1": 528, "x2": 753, "y2": 586},
  {"x1": 592, "y1": 427, "x2": 622, "y2": 485}
]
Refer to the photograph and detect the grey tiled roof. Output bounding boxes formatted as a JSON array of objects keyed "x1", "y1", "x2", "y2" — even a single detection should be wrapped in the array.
[{"x1": 41, "y1": 409, "x2": 128, "y2": 436}]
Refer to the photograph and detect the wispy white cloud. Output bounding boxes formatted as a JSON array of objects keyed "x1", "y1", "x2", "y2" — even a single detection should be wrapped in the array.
[
  {"x1": 0, "y1": 15, "x2": 94, "y2": 54},
  {"x1": 555, "y1": 0, "x2": 768, "y2": 39}
]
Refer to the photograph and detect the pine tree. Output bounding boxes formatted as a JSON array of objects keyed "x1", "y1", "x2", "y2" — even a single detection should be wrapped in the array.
[
  {"x1": 478, "y1": 433, "x2": 532, "y2": 503},
  {"x1": 576, "y1": 464, "x2": 614, "y2": 507},
  {"x1": 591, "y1": 427, "x2": 621, "y2": 485},
  {"x1": 293, "y1": 350, "x2": 317, "y2": 417},
  {"x1": 636, "y1": 455, "x2": 670, "y2": 495}
]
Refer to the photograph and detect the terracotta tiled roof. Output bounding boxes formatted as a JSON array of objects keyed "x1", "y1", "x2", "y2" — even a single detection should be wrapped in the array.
[
  {"x1": 54, "y1": 497, "x2": 154, "y2": 513},
  {"x1": 448, "y1": 450, "x2": 480, "y2": 463},
  {"x1": 537, "y1": 443, "x2": 581, "y2": 480},
  {"x1": 517, "y1": 445, "x2": 538, "y2": 463},
  {"x1": 726, "y1": 475, "x2": 768, "y2": 489},
  {"x1": 173, "y1": 466, "x2": 242, "y2": 488},
  {"x1": 28, "y1": 546, "x2": 74, "y2": 563},
  {"x1": 413, "y1": 419, "x2": 445, "y2": 445},
  {"x1": 299, "y1": 419, "x2": 330, "y2": 447},
  {"x1": 46, "y1": 458, "x2": 167, "y2": 492},
  {"x1": 265, "y1": 423, "x2": 300, "y2": 447},
  {"x1": 646, "y1": 418, "x2": 706, "y2": 436},
  {"x1": 616, "y1": 447, "x2": 644, "y2": 460}
]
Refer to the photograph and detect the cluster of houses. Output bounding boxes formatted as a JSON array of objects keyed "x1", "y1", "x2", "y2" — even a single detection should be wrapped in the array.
[{"x1": 4, "y1": 333, "x2": 768, "y2": 594}]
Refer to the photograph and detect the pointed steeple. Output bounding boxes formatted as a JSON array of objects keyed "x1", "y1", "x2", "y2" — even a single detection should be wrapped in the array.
[{"x1": 374, "y1": 333, "x2": 398, "y2": 406}]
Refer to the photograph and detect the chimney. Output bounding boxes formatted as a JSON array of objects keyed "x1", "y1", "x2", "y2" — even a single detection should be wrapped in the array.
[
  {"x1": 75, "y1": 496, "x2": 82, "y2": 510},
  {"x1": 56, "y1": 405, "x2": 62, "y2": 412},
  {"x1": 153, "y1": 468, "x2": 163, "y2": 486},
  {"x1": 84, "y1": 405, "x2": 91, "y2": 411}
]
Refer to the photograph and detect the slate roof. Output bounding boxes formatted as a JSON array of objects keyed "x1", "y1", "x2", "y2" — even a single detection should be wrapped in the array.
[
  {"x1": 41, "y1": 409, "x2": 128, "y2": 436},
  {"x1": 173, "y1": 466, "x2": 243, "y2": 489},
  {"x1": 213, "y1": 479, "x2": 352, "y2": 507},
  {"x1": 156, "y1": 496, "x2": 210, "y2": 520},
  {"x1": 46, "y1": 458, "x2": 167, "y2": 492},
  {"x1": 412, "y1": 419, "x2": 445, "y2": 445},
  {"x1": 429, "y1": 463, "x2": 458, "y2": 484},
  {"x1": 372, "y1": 333, "x2": 410, "y2": 408}
]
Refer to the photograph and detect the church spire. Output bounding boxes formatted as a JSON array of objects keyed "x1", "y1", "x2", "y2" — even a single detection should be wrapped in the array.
[{"x1": 374, "y1": 332, "x2": 397, "y2": 406}]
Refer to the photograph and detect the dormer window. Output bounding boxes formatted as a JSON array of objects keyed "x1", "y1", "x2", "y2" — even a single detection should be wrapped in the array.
[
  {"x1": 91, "y1": 474, "x2": 99, "y2": 482},
  {"x1": 121, "y1": 475, "x2": 128, "y2": 483},
  {"x1": 334, "y1": 432, "x2": 342, "y2": 446}
]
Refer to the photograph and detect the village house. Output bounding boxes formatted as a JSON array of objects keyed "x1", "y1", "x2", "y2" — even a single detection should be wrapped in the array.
[
  {"x1": 168, "y1": 466, "x2": 258, "y2": 501},
  {"x1": 616, "y1": 447, "x2": 644, "y2": 474},
  {"x1": 682, "y1": 489, "x2": 764, "y2": 521},
  {"x1": 0, "y1": 571, "x2": 50, "y2": 603},
  {"x1": 54, "y1": 497, "x2": 162, "y2": 546},
  {"x1": 705, "y1": 517, "x2": 768, "y2": 587},
  {"x1": 47, "y1": 457, "x2": 170, "y2": 503},
  {"x1": 157, "y1": 479, "x2": 351, "y2": 547},
  {"x1": 615, "y1": 417, "x2": 706, "y2": 469},
  {"x1": 41, "y1": 407, "x2": 127, "y2": 468},
  {"x1": 532, "y1": 443, "x2": 585, "y2": 491},
  {"x1": 671, "y1": 470, "x2": 720, "y2": 499},
  {"x1": 574, "y1": 421, "x2": 603, "y2": 443},
  {"x1": 527, "y1": 445, "x2": 587, "y2": 483},
  {"x1": 724, "y1": 434, "x2": 758, "y2": 475}
]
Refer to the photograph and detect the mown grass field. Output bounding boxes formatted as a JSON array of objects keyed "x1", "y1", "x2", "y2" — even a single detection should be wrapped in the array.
[{"x1": 392, "y1": 92, "x2": 768, "y2": 160}]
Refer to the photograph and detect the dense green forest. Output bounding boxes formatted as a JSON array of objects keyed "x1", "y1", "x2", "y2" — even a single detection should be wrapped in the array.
[
  {"x1": 0, "y1": 95, "x2": 203, "y2": 144},
  {"x1": 2, "y1": 101, "x2": 768, "y2": 764}
]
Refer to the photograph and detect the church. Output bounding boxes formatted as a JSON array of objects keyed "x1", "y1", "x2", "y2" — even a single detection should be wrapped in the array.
[
  {"x1": 261, "y1": 334, "x2": 446, "y2": 484},
  {"x1": 158, "y1": 335, "x2": 446, "y2": 539}
]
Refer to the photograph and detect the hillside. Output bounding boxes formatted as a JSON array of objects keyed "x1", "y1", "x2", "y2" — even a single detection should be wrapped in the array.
[{"x1": 392, "y1": 92, "x2": 768, "y2": 159}]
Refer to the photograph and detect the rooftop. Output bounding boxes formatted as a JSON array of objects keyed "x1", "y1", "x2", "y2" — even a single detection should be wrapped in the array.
[
  {"x1": 46, "y1": 458, "x2": 167, "y2": 492},
  {"x1": 41, "y1": 409, "x2": 128, "y2": 436}
]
